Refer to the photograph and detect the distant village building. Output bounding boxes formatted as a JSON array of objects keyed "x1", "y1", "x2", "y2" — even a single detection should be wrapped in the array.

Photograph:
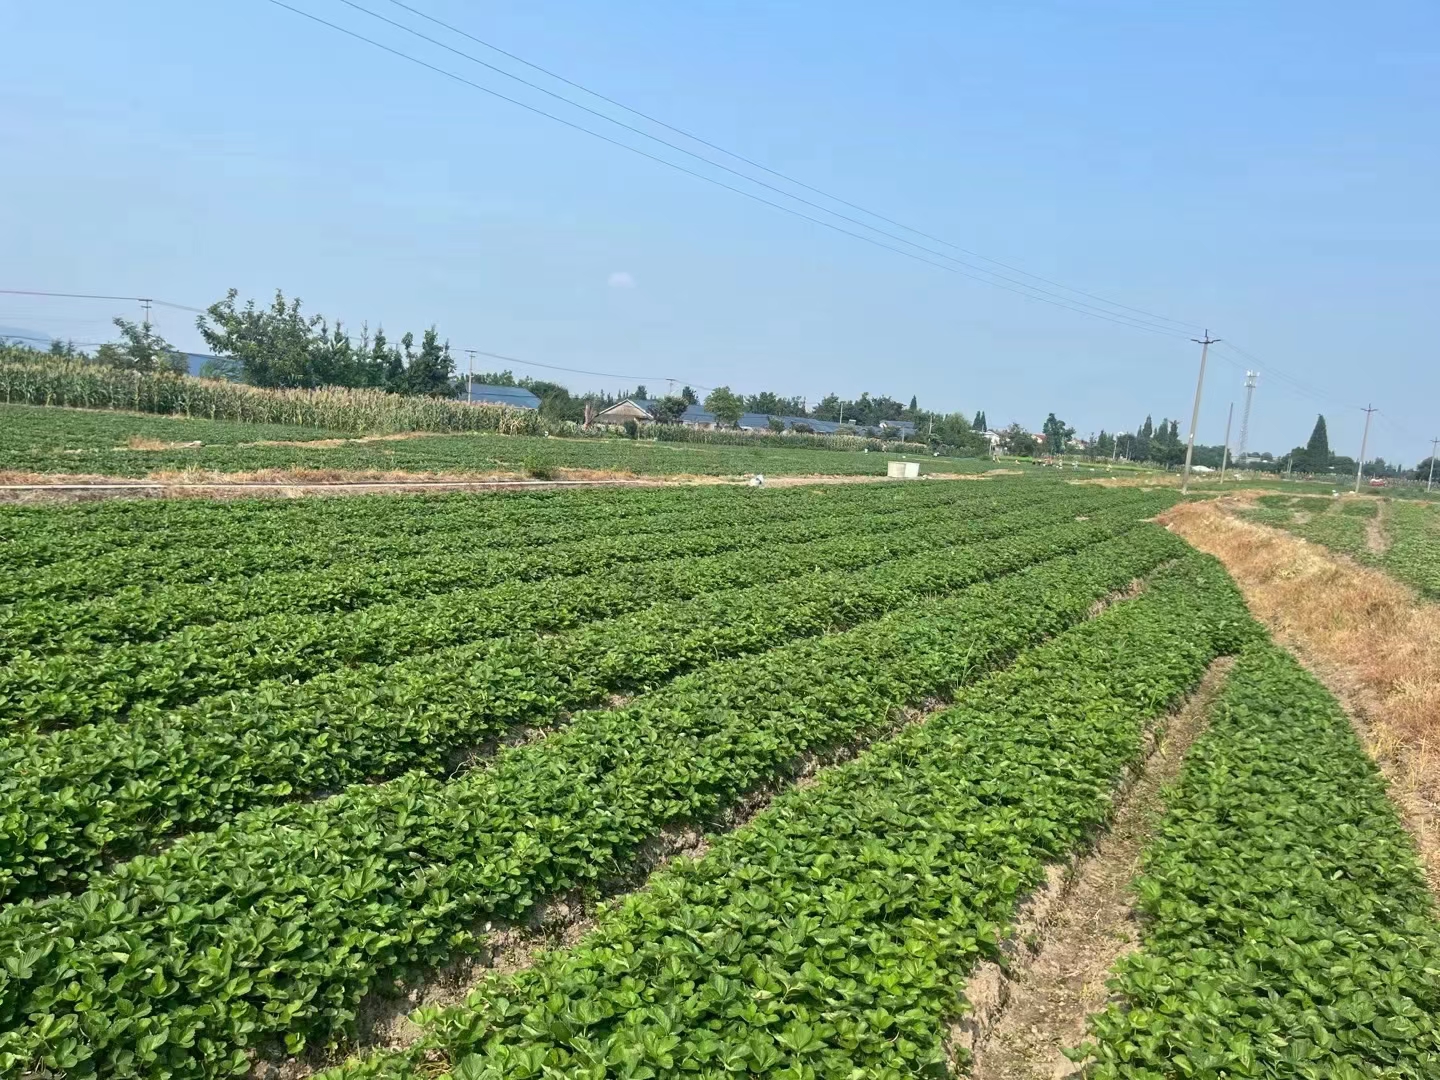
[
  {"x1": 469, "y1": 384, "x2": 541, "y2": 409},
  {"x1": 589, "y1": 398, "x2": 919, "y2": 438},
  {"x1": 592, "y1": 398, "x2": 653, "y2": 423}
]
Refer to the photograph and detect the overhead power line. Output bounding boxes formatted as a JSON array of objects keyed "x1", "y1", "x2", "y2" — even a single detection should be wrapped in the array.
[
  {"x1": 262, "y1": 0, "x2": 1195, "y2": 341},
  {"x1": 333, "y1": 0, "x2": 1198, "y2": 337},
  {"x1": 377, "y1": 0, "x2": 1206, "y2": 336},
  {"x1": 0, "y1": 289, "x2": 208, "y2": 315}
]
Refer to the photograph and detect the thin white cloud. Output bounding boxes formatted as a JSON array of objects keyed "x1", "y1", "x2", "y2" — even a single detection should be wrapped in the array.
[{"x1": 607, "y1": 271, "x2": 635, "y2": 289}]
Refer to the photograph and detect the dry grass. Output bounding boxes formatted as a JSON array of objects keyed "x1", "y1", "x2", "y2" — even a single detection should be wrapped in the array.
[
  {"x1": 1160, "y1": 500, "x2": 1440, "y2": 893},
  {"x1": 122, "y1": 435, "x2": 204, "y2": 451}
]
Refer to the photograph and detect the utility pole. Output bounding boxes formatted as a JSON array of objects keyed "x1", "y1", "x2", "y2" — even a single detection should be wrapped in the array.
[
  {"x1": 1427, "y1": 436, "x2": 1438, "y2": 493},
  {"x1": 140, "y1": 298, "x2": 153, "y2": 329},
  {"x1": 464, "y1": 350, "x2": 477, "y2": 402},
  {"x1": 1219, "y1": 402, "x2": 1234, "y2": 484},
  {"x1": 1181, "y1": 330, "x2": 1219, "y2": 494},
  {"x1": 1237, "y1": 371, "x2": 1257, "y2": 468},
  {"x1": 1354, "y1": 405, "x2": 1377, "y2": 493}
]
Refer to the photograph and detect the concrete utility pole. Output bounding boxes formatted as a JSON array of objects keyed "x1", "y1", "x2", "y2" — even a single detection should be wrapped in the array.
[
  {"x1": 465, "y1": 350, "x2": 477, "y2": 402},
  {"x1": 1355, "y1": 405, "x2": 1377, "y2": 493},
  {"x1": 1181, "y1": 330, "x2": 1219, "y2": 494},
  {"x1": 1427, "y1": 436, "x2": 1438, "y2": 493},
  {"x1": 1237, "y1": 370, "x2": 1258, "y2": 468},
  {"x1": 140, "y1": 298, "x2": 153, "y2": 329},
  {"x1": 1219, "y1": 402, "x2": 1234, "y2": 484}
]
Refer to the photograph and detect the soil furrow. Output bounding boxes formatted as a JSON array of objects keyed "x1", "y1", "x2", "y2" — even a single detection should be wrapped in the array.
[{"x1": 958, "y1": 657, "x2": 1234, "y2": 1080}]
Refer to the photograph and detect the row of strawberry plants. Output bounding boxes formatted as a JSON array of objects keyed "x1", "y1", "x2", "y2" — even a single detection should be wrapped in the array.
[
  {"x1": 1, "y1": 481, "x2": 988, "y2": 604},
  {"x1": 0, "y1": 479, "x2": 999, "y2": 623},
  {"x1": 0, "y1": 528, "x2": 1187, "y2": 1078},
  {"x1": 325, "y1": 554, "x2": 1255, "y2": 1080},
  {"x1": 0, "y1": 514, "x2": 1140, "y2": 902},
  {"x1": 1083, "y1": 641, "x2": 1440, "y2": 1078},
  {"x1": 0, "y1": 471, "x2": 962, "y2": 564},
  {"x1": 0, "y1": 490, "x2": 1127, "y2": 728},
  {"x1": 0, "y1": 488, "x2": 1044, "y2": 663}
]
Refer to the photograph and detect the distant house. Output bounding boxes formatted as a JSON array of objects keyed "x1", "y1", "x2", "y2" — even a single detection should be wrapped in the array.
[
  {"x1": 593, "y1": 398, "x2": 653, "y2": 423},
  {"x1": 470, "y1": 384, "x2": 541, "y2": 409}
]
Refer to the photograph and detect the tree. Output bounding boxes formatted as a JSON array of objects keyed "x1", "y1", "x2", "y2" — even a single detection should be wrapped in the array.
[
  {"x1": 1042, "y1": 412, "x2": 1075, "y2": 454},
  {"x1": 767, "y1": 416, "x2": 786, "y2": 433},
  {"x1": 1306, "y1": 415, "x2": 1330, "y2": 458},
  {"x1": 649, "y1": 395, "x2": 690, "y2": 424},
  {"x1": 1414, "y1": 457, "x2": 1439, "y2": 483},
  {"x1": 95, "y1": 317, "x2": 188, "y2": 374},
  {"x1": 680, "y1": 385, "x2": 698, "y2": 405},
  {"x1": 972, "y1": 410, "x2": 987, "y2": 433},
  {"x1": 907, "y1": 395, "x2": 918, "y2": 417},
  {"x1": 704, "y1": 386, "x2": 744, "y2": 427},
  {"x1": 398, "y1": 327, "x2": 457, "y2": 396},
  {"x1": 1000, "y1": 423, "x2": 1039, "y2": 456}
]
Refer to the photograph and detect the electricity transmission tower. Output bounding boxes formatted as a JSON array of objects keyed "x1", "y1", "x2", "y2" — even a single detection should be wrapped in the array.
[{"x1": 1236, "y1": 370, "x2": 1258, "y2": 468}]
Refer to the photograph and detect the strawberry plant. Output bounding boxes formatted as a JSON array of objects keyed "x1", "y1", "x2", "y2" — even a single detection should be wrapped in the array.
[
  {"x1": 1083, "y1": 642, "x2": 1440, "y2": 1078},
  {"x1": 0, "y1": 529, "x2": 1186, "y2": 1077}
]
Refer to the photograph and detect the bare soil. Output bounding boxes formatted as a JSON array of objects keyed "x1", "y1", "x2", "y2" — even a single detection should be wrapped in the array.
[
  {"x1": 0, "y1": 469, "x2": 984, "y2": 503},
  {"x1": 955, "y1": 659, "x2": 1233, "y2": 1079},
  {"x1": 1366, "y1": 498, "x2": 1393, "y2": 555}
]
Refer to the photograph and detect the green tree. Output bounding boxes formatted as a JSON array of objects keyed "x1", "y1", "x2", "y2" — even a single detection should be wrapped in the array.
[
  {"x1": 1042, "y1": 412, "x2": 1075, "y2": 454},
  {"x1": 95, "y1": 317, "x2": 187, "y2": 374},
  {"x1": 1306, "y1": 415, "x2": 1330, "y2": 458},
  {"x1": 972, "y1": 410, "x2": 987, "y2": 432},
  {"x1": 680, "y1": 385, "x2": 698, "y2": 405},
  {"x1": 649, "y1": 395, "x2": 690, "y2": 424},
  {"x1": 907, "y1": 395, "x2": 918, "y2": 416},
  {"x1": 400, "y1": 327, "x2": 457, "y2": 397},
  {"x1": 704, "y1": 385, "x2": 744, "y2": 427},
  {"x1": 1000, "y1": 423, "x2": 1039, "y2": 456},
  {"x1": 767, "y1": 415, "x2": 786, "y2": 433}
]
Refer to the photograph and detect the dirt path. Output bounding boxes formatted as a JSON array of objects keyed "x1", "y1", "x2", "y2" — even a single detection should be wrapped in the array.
[
  {"x1": 1160, "y1": 499, "x2": 1440, "y2": 895},
  {"x1": 1366, "y1": 497, "x2": 1393, "y2": 555},
  {"x1": 957, "y1": 660, "x2": 1232, "y2": 1079},
  {"x1": 0, "y1": 470, "x2": 987, "y2": 503}
]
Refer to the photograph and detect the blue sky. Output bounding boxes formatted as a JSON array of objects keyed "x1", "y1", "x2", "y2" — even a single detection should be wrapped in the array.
[{"x1": 2, "y1": 0, "x2": 1436, "y2": 462}]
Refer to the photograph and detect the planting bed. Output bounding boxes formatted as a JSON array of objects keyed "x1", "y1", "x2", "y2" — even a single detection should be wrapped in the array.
[{"x1": 1, "y1": 478, "x2": 1432, "y2": 1080}]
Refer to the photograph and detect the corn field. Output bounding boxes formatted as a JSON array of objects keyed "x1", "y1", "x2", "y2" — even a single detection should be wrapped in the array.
[{"x1": 0, "y1": 353, "x2": 543, "y2": 436}]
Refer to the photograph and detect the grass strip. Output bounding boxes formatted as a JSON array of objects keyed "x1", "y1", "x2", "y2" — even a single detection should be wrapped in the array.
[
  {"x1": 1082, "y1": 641, "x2": 1440, "y2": 1078},
  {"x1": 0, "y1": 528, "x2": 1186, "y2": 1078},
  {"x1": 0, "y1": 510, "x2": 1141, "y2": 901},
  {"x1": 322, "y1": 554, "x2": 1255, "y2": 1079}
]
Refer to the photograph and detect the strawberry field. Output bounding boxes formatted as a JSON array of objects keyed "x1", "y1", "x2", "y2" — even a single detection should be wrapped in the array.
[{"x1": 1, "y1": 479, "x2": 1435, "y2": 1079}]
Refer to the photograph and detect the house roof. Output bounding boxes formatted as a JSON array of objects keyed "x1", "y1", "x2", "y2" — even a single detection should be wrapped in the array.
[
  {"x1": 594, "y1": 398, "x2": 653, "y2": 419},
  {"x1": 469, "y1": 384, "x2": 541, "y2": 409},
  {"x1": 661, "y1": 405, "x2": 915, "y2": 435}
]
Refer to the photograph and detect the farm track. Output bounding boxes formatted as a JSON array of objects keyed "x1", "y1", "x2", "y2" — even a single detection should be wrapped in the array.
[{"x1": 0, "y1": 529, "x2": 1189, "y2": 1078}]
